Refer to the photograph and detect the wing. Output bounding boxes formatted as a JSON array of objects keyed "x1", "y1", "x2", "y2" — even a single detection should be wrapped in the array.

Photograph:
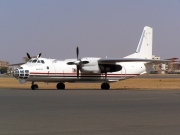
[{"x1": 98, "y1": 58, "x2": 171, "y2": 64}]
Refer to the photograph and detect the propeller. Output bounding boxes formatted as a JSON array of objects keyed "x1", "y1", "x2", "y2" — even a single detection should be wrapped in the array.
[
  {"x1": 26, "y1": 53, "x2": 42, "y2": 60},
  {"x1": 76, "y1": 47, "x2": 80, "y2": 78},
  {"x1": 67, "y1": 46, "x2": 89, "y2": 78}
]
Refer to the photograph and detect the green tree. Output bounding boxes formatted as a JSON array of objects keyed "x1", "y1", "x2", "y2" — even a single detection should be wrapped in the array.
[{"x1": 0, "y1": 67, "x2": 8, "y2": 74}]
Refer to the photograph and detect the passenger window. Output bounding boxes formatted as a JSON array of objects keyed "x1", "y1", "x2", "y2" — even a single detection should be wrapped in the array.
[{"x1": 37, "y1": 60, "x2": 40, "y2": 63}]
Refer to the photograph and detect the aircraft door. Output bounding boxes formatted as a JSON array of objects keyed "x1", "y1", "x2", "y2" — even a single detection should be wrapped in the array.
[
  {"x1": 45, "y1": 61, "x2": 56, "y2": 76},
  {"x1": 46, "y1": 66, "x2": 50, "y2": 75},
  {"x1": 52, "y1": 61, "x2": 64, "y2": 77}
]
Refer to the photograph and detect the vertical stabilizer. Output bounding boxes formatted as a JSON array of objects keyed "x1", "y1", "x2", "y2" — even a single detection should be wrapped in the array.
[{"x1": 125, "y1": 26, "x2": 153, "y2": 59}]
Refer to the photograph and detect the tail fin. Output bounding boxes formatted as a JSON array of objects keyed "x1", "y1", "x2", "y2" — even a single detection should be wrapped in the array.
[{"x1": 125, "y1": 26, "x2": 153, "y2": 59}]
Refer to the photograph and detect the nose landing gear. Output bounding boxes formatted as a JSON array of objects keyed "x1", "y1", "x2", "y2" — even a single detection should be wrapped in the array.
[
  {"x1": 31, "y1": 84, "x2": 38, "y2": 90},
  {"x1": 31, "y1": 81, "x2": 38, "y2": 90}
]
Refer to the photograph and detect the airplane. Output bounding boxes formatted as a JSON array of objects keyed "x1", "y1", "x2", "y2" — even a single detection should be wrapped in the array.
[{"x1": 12, "y1": 26, "x2": 169, "y2": 90}]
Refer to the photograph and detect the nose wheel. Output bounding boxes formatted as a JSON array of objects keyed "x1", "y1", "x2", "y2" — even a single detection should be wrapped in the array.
[
  {"x1": 31, "y1": 84, "x2": 38, "y2": 90},
  {"x1": 31, "y1": 81, "x2": 38, "y2": 90}
]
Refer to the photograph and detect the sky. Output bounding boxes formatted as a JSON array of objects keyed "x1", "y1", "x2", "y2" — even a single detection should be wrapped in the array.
[{"x1": 0, "y1": 0, "x2": 180, "y2": 64}]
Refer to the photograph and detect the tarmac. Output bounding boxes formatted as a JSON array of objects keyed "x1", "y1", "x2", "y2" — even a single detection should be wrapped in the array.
[{"x1": 0, "y1": 89, "x2": 180, "y2": 135}]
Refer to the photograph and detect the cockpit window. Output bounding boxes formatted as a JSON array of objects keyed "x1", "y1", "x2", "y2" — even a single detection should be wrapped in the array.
[
  {"x1": 27, "y1": 59, "x2": 45, "y2": 63},
  {"x1": 32, "y1": 59, "x2": 37, "y2": 63}
]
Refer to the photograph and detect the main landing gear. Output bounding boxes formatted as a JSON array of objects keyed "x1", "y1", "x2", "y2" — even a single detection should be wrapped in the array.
[
  {"x1": 101, "y1": 70, "x2": 110, "y2": 90},
  {"x1": 56, "y1": 82, "x2": 65, "y2": 89},
  {"x1": 101, "y1": 83, "x2": 110, "y2": 90}
]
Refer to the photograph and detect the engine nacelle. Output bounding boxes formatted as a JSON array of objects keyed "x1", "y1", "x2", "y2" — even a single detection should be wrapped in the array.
[
  {"x1": 80, "y1": 57, "x2": 101, "y2": 73},
  {"x1": 99, "y1": 64, "x2": 122, "y2": 73},
  {"x1": 80, "y1": 57, "x2": 122, "y2": 73}
]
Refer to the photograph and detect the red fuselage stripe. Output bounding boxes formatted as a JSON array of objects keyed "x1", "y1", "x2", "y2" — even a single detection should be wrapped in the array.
[{"x1": 30, "y1": 72, "x2": 139, "y2": 76}]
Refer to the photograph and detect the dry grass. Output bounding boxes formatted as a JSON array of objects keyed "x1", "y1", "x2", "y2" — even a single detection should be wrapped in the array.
[{"x1": 1, "y1": 76, "x2": 180, "y2": 90}]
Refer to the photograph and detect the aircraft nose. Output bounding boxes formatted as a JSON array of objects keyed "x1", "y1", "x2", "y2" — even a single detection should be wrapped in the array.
[{"x1": 13, "y1": 68, "x2": 29, "y2": 79}]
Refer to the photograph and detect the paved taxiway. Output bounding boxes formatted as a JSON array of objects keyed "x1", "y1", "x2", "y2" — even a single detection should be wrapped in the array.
[{"x1": 0, "y1": 89, "x2": 180, "y2": 135}]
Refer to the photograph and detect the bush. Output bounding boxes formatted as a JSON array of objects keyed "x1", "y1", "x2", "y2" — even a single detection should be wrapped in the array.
[{"x1": 0, "y1": 67, "x2": 8, "y2": 74}]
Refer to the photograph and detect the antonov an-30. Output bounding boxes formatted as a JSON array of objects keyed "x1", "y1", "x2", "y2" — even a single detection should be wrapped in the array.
[{"x1": 12, "y1": 26, "x2": 168, "y2": 90}]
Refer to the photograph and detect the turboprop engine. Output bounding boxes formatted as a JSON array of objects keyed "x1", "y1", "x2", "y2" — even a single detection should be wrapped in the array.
[
  {"x1": 99, "y1": 64, "x2": 122, "y2": 73},
  {"x1": 80, "y1": 57, "x2": 122, "y2": 73},
  {"x1": 66, "y1": 47, "x2": 122, "y2": 76},
  {"x1": 80, "y1": 57, "x2": 101, "y2": 73}
]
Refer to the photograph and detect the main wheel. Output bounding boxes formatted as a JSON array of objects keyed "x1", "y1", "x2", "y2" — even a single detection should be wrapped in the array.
[
  {"x1": 101, "y1": 83, "x2": 110, "y2": 90},
  {"x1": 56, "y1": 83, "x2": 65, "y2": 89},
  {"x1": 31, "y1": 84, "x2": 38, "y2": 90}
]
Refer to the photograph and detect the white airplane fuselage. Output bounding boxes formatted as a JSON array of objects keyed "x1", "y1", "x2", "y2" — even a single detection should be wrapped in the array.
[{"x1": 13, "y1": 57, "x2": 146, "y2": 84}]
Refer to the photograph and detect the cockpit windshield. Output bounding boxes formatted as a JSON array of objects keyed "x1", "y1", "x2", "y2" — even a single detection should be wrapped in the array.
[
  {"x1": 27, "y1": 59, "x2": 45, "y2": 64},
  {"x1": 32, "y1": 60, "x2": 37, "y2": 63}
]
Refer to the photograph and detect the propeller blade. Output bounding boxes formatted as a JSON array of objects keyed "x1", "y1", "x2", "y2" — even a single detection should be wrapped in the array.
[
  {"x1": 38, "y1": 53, "x2": 41, "y2": 58},
  {"x1": 67, "y1": 60, "x2": 89, "y2": 65},
  {"x1": 76, "y1": 46, "x2": 79, "y2": 60},
  {"x1": 67, "y1": 62, "x2": 75, "y2": 65},
  {"x1": 27, "y1": 53, "x2": 31, "y2": 59}
]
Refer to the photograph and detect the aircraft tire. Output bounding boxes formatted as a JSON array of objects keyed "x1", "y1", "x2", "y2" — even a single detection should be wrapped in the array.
[
  {"x1": 31, "y1": 84, "x2": 38, "y2": 90},
  {"x1": 101, "y1": 83, "x2": 105, "y2": 89},
  {"x1": 101, "y1": 83, "x2": 110, "y2": 90},
  {"x1": 56, "y1": 83, "x2": 65, "y2": 89}
]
